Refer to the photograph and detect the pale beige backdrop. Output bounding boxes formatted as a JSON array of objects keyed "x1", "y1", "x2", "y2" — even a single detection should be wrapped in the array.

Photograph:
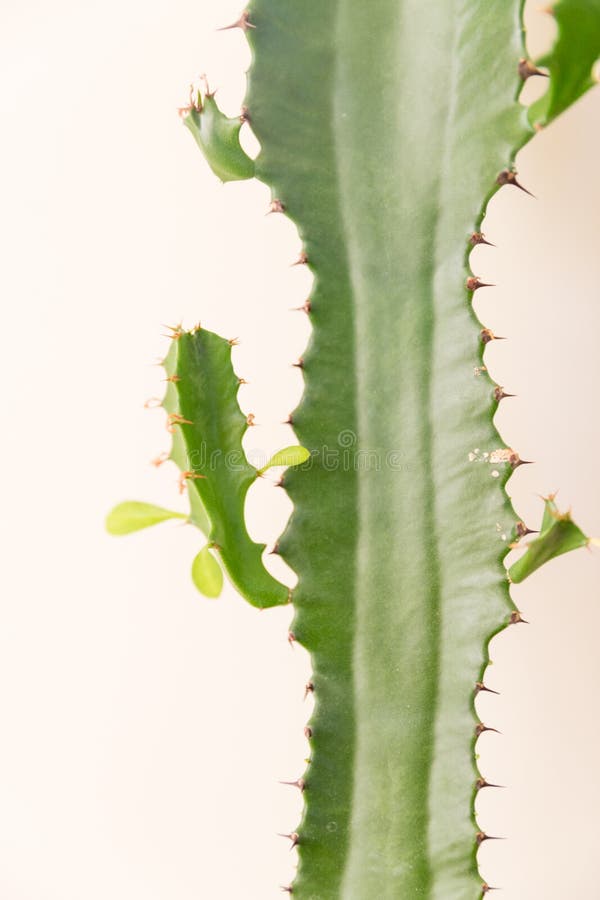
[{"x1": 1, "y1": 2, "x2": 599, "y2": 897}]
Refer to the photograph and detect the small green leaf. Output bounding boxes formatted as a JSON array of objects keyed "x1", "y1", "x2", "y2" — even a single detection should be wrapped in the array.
[
  {"x1": 106, "y1": 501, "x2": 187, "y2": 535},
  {"x1": 191, "y1": 545, "x2": 224, "y2": 598},
  {"x1": 508, "y1": 498, "x2": 589, "y2": 584},
  {"x1": 183, "y1": 94, "x2": 255, "y2": 183},
  {"x1": 257, "y1": 445, "x2": 311, "y2": 475}
]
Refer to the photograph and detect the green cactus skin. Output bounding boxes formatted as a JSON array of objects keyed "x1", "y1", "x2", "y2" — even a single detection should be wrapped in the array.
[
  {"x1": 183, "y1": 90, "x2": 254, "y2": 183},
  {"x1": 107, "y1": 326, "x2": 310, "y2": 601},
  {"x1": 509, "y1": 497, "x2": 591, "y2": 584},
  {"x1": 529, "y1": 0, "x2": 600, "y2": 126},
  {"x1": 164, "y1": 327, "x2": 289, "y2": 608},
  {"x1": 214, "y1": 2, "x2": 597, "y2": 897},
  {"x1": 111, "y1": 0, "x2": 600, "y2": 896}
]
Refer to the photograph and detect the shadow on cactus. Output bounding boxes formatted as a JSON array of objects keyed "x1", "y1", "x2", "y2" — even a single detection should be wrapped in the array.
[{"x1": 109, "y1": 1, "x2": 600, "y2": 896}]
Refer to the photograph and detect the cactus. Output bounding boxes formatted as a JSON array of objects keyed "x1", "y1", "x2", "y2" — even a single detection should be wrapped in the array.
[{"x1": 108, "y1": 2, "x2": 600, "y2": 896}]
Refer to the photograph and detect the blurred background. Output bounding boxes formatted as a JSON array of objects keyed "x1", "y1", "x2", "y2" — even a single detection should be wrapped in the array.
[{"x1": 1, "y1": 1, "x2": 599, "y2": 896}]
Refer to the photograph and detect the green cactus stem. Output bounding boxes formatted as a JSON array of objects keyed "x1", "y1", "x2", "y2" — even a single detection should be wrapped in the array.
[
  {"x1": 509, "y1": 496, "x2": 591, "y2": 584},
  {"x1": 207, "y1": 3, "x2": 597, "y2": 896},
  {"x1": 529, "y1": 0, "x2": 600, "y2": 126},
  {"x1": 111, "y1": 0, "x2": 600, "y2": 896},
  {"x1": 168, "y1": 327, "x2": 288, "y2": 608},
  {"x1": 181, "y1": 84, "x2": 254, "y2": 183},
  {"x1": 108, "y1": 326, "x2": 309, "y2": 604}
]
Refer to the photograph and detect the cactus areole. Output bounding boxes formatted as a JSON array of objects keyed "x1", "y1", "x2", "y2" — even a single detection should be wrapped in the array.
[{"x1": 109, "y1": 2, "x2": 600, "y2": 896}]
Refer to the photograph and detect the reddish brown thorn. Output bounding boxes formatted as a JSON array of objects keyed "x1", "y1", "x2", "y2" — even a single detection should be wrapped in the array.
[
  {"x1": 494, "y1": 386, "x2": 515, "y2": 402},
  {"x1": 293, "y1": 359, "x2": 305, "y2": 369},
  {"x1": 217, "y1": 10, "x2": 255, "y2": 31},
  {"x1": 481, "y1": 328, "x2": 505, "y2": 344},
  {"x1": 280, "y1": 778, "x2": 305, "y2": 792},
  {"x1": 274, "y1": 476, "x2": 286, "y2": 488},
  {"x1": 519, "y1": 58, "x2": 549, "y2": 80},
  {"x1": 476, "y1": 832, "x2": 503, "y2": 846},
  {"x1": 476, "y1": 778, "x2": 504, "y2": 791},
  {"x1": 510, "y1": 610, "x2": 529, "y2": 625},
  {"x1": 475, "y1": 722, "x2": 501, "y2": 737},
  {"x1": 291, "y1": 251, "x2": 309, "y2": 266},
  {"x1": 238, "y1": 377, "x2": 248, "y2": 385},
  {"x1": 278, "y1": 832, "x2": 299, "y2": 849},
  {"x1": 228, "y1": 336, "x2": 240, "y2": 346},
  {"x1": 267, "y1": 198, "x2": 286, "y2": 215},
  {"x1": 269, "y1": 543, "x2": 280, "y2": 556},
  {"x1": 283, "y1": 414, "x2": 294, "y2": 425},
  {"x1": 470, "y1": 231, "x2": 495, "y2": 247},
  {"x1": 291, "y1": 300, "x2": 312, "y2": 314},
  {"x1": 516, "y1": 520, "x2": 538, "y2": 538},
  {"x1": 240, "y1": 106, "x2": 250, "y2": 123},
  {"x1": 304, "y1": 726, "x2": 313, "y2": 739},
  {"x1": 304, "y1": 681, "x2": 314, "y2": 700},
  {"x1": 510, "y1": 452, "x2": 534, "y2": 469},
  {"x1": 246, "y1": 413, "x2": 256, "y2": 426},
  {"x1": 466, "y1": 276, "x2": 494, "y2": 292},
  {"x1": 475, "y1": 682, "x2": 500, "y2": 696},
  {"x1": 281, "y1": 888, "x2": 293, "y2": 895},
  {"x1": 497, "y1": 168, "x2": 535, "y2": 197},
  {"x1": 288, "y1": 631, "x2": 296, "y2": 647},
  {"x1": 482, "y1": 884, "x2": 499, "y2": 894},
  {"x1": 163, "y1": 374, "x2": 181, "y2": 383}
]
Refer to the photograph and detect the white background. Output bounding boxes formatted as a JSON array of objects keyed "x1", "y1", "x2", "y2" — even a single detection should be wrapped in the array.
[{"x1": 1, "y1": 1, "x2": 599, "y2": 896}]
